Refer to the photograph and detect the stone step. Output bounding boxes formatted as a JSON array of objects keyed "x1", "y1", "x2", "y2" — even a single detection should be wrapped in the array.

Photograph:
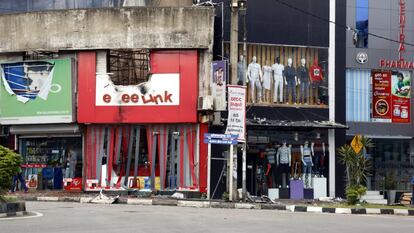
[
  {"x1": 365, "y1": 190, "x2": 381, "y2": 195},
  {"x1": 361, "y1": 195, "x2": 385, "y2": 200},
  {"x1": 361, "y1": 199, "x2": 388, "y2": 205}
]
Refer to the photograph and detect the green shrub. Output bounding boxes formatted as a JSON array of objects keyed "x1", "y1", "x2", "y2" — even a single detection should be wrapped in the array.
[
  {"x1": 346, "y1": 185, "x2": 367, "y2": 205},
  {"x1": 0, "y1": 145, "x2": 22, "y2": 202}
]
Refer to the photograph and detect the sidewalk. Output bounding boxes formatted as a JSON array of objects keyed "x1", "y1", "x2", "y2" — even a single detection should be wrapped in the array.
[{"x1": 8, "y1": 191, "x2": 414, "y2": 217}]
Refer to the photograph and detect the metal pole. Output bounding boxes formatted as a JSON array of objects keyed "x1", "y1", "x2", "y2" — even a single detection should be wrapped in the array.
[
  {"x1": 229, "y1": 144, "x2": 234, "y2": 201},
  {"x1": 242, "y1": 143, "x2": 247, "y2": 202},
  {"x1": 207, "y1": 143, "x2": 212, "y2": 200},
  {"x1": 242, "y1": 11, "x2": 247, "y2": 86},
  {"x1": 230, "y1": 5, "x2": 239, "y2": 85}
]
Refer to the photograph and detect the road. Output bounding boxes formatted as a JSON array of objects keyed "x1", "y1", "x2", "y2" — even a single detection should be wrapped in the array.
[{"x1": 1, "y1": 201, "x2": 413, "y2": 233}]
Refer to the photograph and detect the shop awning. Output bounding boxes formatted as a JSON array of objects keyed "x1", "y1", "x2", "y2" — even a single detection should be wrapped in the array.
[
  {"x1": 10, "y1": 124, "x2": 81, "y2": 135},
  {"x1": 246, "y1": 119, "x2": 348, "y2": 129}
]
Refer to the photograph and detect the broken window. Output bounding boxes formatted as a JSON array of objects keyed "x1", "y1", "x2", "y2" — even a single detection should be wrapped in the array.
[{"x1": 108, "y1": 49, "x2": 150, "y2": 86}]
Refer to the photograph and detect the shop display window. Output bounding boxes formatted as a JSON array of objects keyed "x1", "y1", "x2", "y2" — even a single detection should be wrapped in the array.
[
  {"x1": 225, "y1": 43, "x2": 328, "y2": 108},
  {"x1": 355, "y1": 0, "x2": 369, "y2": 48},
  {"x1": 20, "y1": 137, "x2": 83, "y2": 190},
  {"x1": 246, "y1": 129, "x2": 328, "y2": 197}
]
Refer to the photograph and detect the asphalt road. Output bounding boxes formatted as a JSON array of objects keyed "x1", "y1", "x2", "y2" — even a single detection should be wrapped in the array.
[{"x1": 1, "y1": 202, "x2": 413, "y2": 233}]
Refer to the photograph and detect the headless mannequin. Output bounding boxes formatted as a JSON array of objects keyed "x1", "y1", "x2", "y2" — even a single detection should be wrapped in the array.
[
  {"x1": 277, "y1": 142, "x2": 291, "y2": 188},
  {"x1": 272, "y1": 57, "x2": 284, "y2": 103},
  {"x1": 312, "y1": 132, "x2": 326, "y2": 177},
  {"x1": 247, "y1": 56, "x2": 263, "y2": 103},
  {"x1": 262, "y1": 59, "x2": 272, "y2": 102},
  {"x1": 301, "y1": 141, "x2": 313, "y2": 188},
  {"x1": 237, "y1": 55, "x2": 246, "y2": 85},
  {"x1": 297, "y1": 58, "x2": 310, "y2": 105},
  {"x1": 284, "y1": 58, "x2": 297, "y2": 104}
]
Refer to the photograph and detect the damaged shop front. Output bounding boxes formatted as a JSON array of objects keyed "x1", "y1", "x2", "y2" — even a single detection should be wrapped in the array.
[
  {"x1": 77, "y1": 50, "x2": 208, "y2": 193},
  {"x1": 0, "y1": 57, "x2": 82, "y2": 191}
]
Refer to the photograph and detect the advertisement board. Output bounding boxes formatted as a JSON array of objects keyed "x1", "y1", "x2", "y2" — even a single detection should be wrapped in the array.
[
  {"x1": 371, "y1": 70, "x2": 411, "y2": 123},
  {"x1": 211, "y1": 60, "x2": 227, "y2": 111},
  {"x1": 372, "y1": 71, "x2": 392, "y2": 122},
  {"x1": 391, "y1": 71, "x2": 411, "y2": 123},
  {"x1": 225, "y1": 85, "x2": 246, "y2": 142},
  {"x1": 0, "y1": 59, "x2": 73, "y2": 124}
]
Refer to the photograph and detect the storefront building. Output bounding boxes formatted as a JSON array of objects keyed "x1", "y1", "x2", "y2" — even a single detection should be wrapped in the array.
[
  {"x1": 346, "y1": 0, "x2": 414, "y2": 193},
  {"x1": 0, "y1": 6, "x2": 215, "y2": 192},
  {"x1": 210, "y1": 0, "x2": 347, "y2": 199}
]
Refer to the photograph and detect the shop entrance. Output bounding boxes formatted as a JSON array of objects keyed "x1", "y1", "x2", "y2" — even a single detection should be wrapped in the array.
[
  {"x1": 246, "y1": 129, "x2": 329, "y2": 199},
  {"x1": 84, "y1": 124, "x2": 200, "y2": 191},
  {"x1": 20, "y1": 136, "x2": 83, "y2": 190}
]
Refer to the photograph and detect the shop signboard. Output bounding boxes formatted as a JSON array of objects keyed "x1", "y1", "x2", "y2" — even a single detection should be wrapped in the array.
[
  {"x1": 26, "y1": 174, "x2": 38, "y2": 189},
  {"x1": 78, "y1": 51, "x2": 198, "y2": 123},
  {"x1": 391, "y1": 71, "x2": 411, "y2": 123},
  {"x1": 225, "y1": 85, "x2": 246, "y2": 142},
  {"x1": 0, "y1": 59, "x2": 73, "y2": 124},
  {"x1": 371, "y1": 71, "x2": 411, "y2": 123},
  {"x1": 203, "y1": 133, "x2": 238, "y2": 145},
  {"x1": 211, "y1": 60, "x2": 227, "y2": 111},
  {"x1": 371, "y1": 71, "x2": 392, "y2": 122},
  {"x1": 95, "y1": 73, "x2": 180, "y2": 106}
]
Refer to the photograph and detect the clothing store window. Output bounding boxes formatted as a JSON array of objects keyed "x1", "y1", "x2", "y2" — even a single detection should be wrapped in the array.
[
  {"x1": 226, "y1": 43, "x2": 329, "y2": 107},
  {"x1": 246, "y1": 129, "x2": 328, "y2": 197},
  {"x1": 355, "y1": 0, "x2": 369, "y2": 48},
  {"x1": 20, "y1": 137, "x2": 83, "y2": 190}
]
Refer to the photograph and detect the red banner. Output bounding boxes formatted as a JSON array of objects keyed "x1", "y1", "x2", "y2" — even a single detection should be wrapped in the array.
[{"x1": 372, "y1": 71, "x2": 392, "y2": 122}]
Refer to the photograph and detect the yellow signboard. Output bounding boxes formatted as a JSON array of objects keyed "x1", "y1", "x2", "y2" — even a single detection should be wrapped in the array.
[{"x1": 351, "y1": 135, "x2": 363, "y2": 154}]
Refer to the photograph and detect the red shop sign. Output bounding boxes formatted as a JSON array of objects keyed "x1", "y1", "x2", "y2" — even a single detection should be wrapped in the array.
[{"x1": 372, "y1": 71, "x2": 392, "y2": 122}]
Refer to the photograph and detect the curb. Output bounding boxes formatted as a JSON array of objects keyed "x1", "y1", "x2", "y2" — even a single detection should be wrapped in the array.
[{"x1": 17, "y1": 196, "x2": 414, "y2": 217}]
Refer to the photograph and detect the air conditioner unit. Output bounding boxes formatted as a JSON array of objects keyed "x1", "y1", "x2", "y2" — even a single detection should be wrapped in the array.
[{"x1": 198, "y1": 96, "x2": 213, "y2": 111}]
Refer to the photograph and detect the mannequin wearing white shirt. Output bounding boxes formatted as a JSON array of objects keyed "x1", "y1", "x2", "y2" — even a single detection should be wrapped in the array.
[
  {"x1": 262, "y1": 59, "x2": 272, "y2": 103},
  {"x1": 247, "y1": 56, "x2": 263, "y2": 103},
  {"x1": 271, "y1": 57, "x2": 284, "y2": 103}
]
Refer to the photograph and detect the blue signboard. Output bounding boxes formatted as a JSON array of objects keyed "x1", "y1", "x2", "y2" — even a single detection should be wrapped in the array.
[{"x1": 203, "y1": 133, "x2": 238, "y2": 145}]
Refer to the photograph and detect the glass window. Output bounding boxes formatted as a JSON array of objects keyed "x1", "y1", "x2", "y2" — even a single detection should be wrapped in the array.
[
  {"x1": 20, "y1": 137, "x2": 83, "y2": 190},
  {"x1": 355, "y1": 0, "x2": 369, "y2": 48},
  {"x1": 364, "y1": 138, "x2": 414, "y2": 191}
]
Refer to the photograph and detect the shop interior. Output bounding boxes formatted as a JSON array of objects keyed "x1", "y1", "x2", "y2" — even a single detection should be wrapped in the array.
[
  {"x1": 20, "y1": 137, "x2": 83, "y2": 190},
  {"x1": 245, "y1": 129, "x2": 329, "y2": 199}
]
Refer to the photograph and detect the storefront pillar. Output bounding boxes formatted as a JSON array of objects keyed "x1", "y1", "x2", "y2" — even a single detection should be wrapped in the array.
[{"x1": 328, "y1": 129, "x2": 336, "y2": 197}]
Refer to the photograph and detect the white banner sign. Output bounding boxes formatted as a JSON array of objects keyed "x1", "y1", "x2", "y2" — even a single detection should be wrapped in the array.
[
  {"x1": 225, "y1": 85, "x2": 246, "y2": 142},
  {"x1": 95, "y1": 73, "x2": 180, "y2": 106}
]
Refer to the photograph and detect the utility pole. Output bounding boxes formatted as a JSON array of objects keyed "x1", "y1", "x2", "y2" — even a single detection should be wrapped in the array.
[{"x1": 230, "y1": 0, "x2": 239, "y2": 85}]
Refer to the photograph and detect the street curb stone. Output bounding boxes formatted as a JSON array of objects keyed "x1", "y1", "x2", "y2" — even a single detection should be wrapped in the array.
[{"x1": 18, "y1": 195, "x2": 414, "y2": 217}]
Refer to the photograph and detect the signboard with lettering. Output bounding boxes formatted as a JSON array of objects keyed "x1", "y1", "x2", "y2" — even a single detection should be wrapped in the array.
[
  {"x1": 371, "y1": 70, "x2": 411, "y2": 123},
  {"x1": 372, "y1": 71, "x2": 392, "y2": 122},
  {"x1": 225, "y1": 85, "x2": 246, "y2": 142},
  {"x1": 211, "y1": 60, "x2": 227, "y2": 111},
  {"x1": 203, "y1": 133, "x2": 238, "y2": 145}
]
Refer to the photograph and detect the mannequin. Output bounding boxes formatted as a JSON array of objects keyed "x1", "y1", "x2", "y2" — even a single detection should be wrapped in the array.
[
  {"x1": 309, "y1": 58, "x2": 323, "y2": 104},
  {"x1": 265, "y1": 145, "x2": 277, "y2": 188},
  {"x1": 301, "y1": 141, "x2": 314, "y2": 188},
  {"x1": 297, "y1": 58, "x2": 310, "y2": 105},
  {"x1": 276, "y1": 141, "x2": 291, "y2": 188},
  {"x1": 237, "y1": 55, "x2": 246, "y2": 85},
  {"x1": 312, "y1": 132, "x2": 326, "y2": 177},
  {"x1": 247, "y1": 56, "x2": 263, "y2": 103},
  {"x1": 272, "y1": 57, "x2": 284, "y2": 103},
  {"x1": 257, "y1": 150, "x2": 268, "y2": 196},
  {"x1": 284, "y1": 58, "x2": 297, "y2": 104},
  {"x1": 262, "y1": 60, "x2": 272, "y2": 102}
]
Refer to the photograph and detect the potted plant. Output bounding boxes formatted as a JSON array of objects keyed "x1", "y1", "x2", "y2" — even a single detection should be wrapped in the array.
[
  {"x1": 382, "y1": 171, "x2": 397, "y2": 205},
  {"x1": 338, "y1": 136, "x2": 373, "y2": 205}
]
